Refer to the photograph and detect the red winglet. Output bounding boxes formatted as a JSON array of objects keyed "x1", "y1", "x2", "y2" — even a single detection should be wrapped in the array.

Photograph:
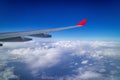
[{"x1": 76, "y1": 19, "x2": 87, "y2": 26}]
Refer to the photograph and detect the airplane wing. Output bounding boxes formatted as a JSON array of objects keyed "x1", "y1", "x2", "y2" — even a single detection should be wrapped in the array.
[{"x1": 0, "y1": 19, "x2": 87, "y2": 46}]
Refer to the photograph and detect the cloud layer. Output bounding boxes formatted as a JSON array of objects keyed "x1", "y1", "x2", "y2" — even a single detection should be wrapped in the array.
[{"x1": 0, "y1": 40, "x2": 120, "y2": 80}]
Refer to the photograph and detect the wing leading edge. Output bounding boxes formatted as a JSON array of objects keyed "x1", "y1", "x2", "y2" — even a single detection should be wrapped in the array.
[{"x1": 0, "y1": 19, "x2": 87, "y2": 42}]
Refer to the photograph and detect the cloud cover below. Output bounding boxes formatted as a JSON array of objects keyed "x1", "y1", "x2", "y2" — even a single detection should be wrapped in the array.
[{"x1": 0, "y1": 40, "x2": 120, "y2": 80}]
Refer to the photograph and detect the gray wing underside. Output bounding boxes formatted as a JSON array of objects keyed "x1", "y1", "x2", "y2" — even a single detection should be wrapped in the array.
[{"x1": 0, "y1": 25, "x2": 79, "y2": 39}]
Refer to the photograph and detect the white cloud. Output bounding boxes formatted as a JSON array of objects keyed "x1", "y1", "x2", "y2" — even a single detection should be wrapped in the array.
[
  {"x1": 81, "y1": 60, "x2": 88, "y2": 64},
  {"x1": 0, "y1": 67, "x2": 18, "y2": 80},
  {"x1": 79, "y1": 71, "x2": 102, "y2": 79},
  {"x1": 9, "y1": 47, "x2": 63, "y2": 70},
  {"x1": 0, "y1": 40, "x2": 120, "y2": 79},
  {"x1": 59, "y1": 71, "x2": 103, "y2": 80},
  {"x1": 99, "y1": 68, "x2": 106, "y2": 72},
  {"x1": 2, "y1": 41, "x2": 120, "y2": 69}
]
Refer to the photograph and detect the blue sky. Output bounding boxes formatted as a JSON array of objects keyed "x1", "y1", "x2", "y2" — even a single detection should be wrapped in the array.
[{"x1": 0, "y1": 0, "x2": 120, "y2": 40}]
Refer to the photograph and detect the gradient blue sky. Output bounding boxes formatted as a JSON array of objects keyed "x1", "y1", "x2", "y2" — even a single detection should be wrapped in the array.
[{"x1": 0, "y1": 0, "x2": 120, "y2": 40}]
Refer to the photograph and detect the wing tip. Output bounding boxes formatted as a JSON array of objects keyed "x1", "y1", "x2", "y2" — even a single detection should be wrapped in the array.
[{"x1": 76, "y1": 19, "x2": 87, "y2": 27}]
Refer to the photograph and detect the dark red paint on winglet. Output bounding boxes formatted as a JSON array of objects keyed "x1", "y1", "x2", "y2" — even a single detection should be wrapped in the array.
[{"x1": 76, "y1": 19, "x2": 87, "y2": 26}]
